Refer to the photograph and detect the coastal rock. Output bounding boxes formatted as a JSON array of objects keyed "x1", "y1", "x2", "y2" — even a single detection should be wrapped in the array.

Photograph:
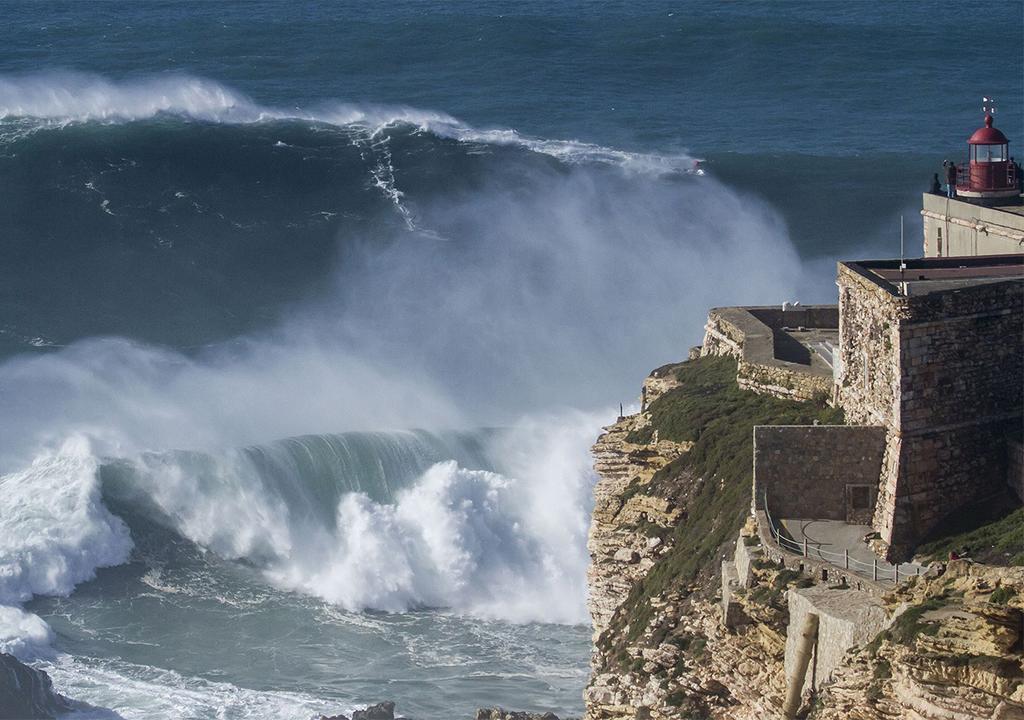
[
  {"x1": 0, "y1": 653, "x2": 73, "y2": 720},
  {"x1": 322, "y1": 700, "x2": 411, "y2": 720},
  {"x1": 475, "y1": 709, "x2": 570, "y2": 720},
  {"x1": 351, "y1": 702, "x2": 395, "y2": 720}
]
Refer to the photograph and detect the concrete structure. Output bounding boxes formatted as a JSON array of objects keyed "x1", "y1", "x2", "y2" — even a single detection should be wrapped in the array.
[
  {"x1": 701, "y1": 305, "x2": 838, "y2": 401},
  {"x1": 784, "y1": 587, "x2": 888, "y2": 696},
  {"x1": 836, "y1": 255, "x2": 1024, "y2": 559},
  {"x1": 921, "y1": 193, "x2": 1024, "y2": 257}
]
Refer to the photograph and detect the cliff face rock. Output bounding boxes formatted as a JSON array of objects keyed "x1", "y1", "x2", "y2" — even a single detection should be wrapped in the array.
[
  {"x1": 587, "y1": 411, "x2": 686, "y2": 640},
  {"x1": 584, "y1": 356, "x2": 1024, "y2": 720},
  {"x1": 585, "y1": 404, "x2": 787, "y2": 720},
  {"x1": 811, "y1": 564, "x2": 1024, "y2": 720}
]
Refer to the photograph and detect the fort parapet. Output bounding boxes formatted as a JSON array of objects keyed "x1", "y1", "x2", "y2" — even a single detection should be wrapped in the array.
[{"x1": 701, "y1": 305, "x2": 837, "y2": 402}]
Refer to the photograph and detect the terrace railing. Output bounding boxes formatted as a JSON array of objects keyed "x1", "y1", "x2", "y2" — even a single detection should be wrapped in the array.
[{"x1": 762, "y1": 493, "x2": 922, "y2": 585}]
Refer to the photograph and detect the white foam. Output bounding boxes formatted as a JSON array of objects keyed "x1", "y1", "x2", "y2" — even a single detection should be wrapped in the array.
[
  {"x1": 277, "y1": 412, "x2": 596, "y2": 624},
  {"x1": 0, "y1": 436, "x2": 132, "y2": 605},
  {"x1": 0, "y1": 72, "x2": 261, "y2": 124},
  {"x1": 39, "y1": 654, "x2": 338, "y2": 720},
  {"x1": 0, "y1": 437, "x2": 132, "y2": 659},
  {"x1": 113, "y1": 413, "x2": 600, "y2": 625},
  {"x1": 0, "y1": 605, "x2": 54, "y2": 658}
]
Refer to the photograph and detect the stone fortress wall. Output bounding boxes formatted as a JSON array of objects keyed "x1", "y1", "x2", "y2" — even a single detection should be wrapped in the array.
[{"x1": 836, "y1": 261, "x2": 1024, "y2": 559}]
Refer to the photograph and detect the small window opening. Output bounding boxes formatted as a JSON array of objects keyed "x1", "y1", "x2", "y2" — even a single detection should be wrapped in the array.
[{"x1": 849, "y1": 485, "x2": 872, "y2": 510}]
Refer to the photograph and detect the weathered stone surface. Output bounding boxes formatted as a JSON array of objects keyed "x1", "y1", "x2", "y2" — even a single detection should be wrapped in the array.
[
  {"x1": 476, "y1": 709, "x2": 569, "y2": 720},
  {"x1": 350, "y1": 702, "x2": 395, "y2": 720},
  {"x1": 322, "y1": 701, "x2": 413, "y2": 720},
  {"x1": 753, "y1": 425, "x2": 886, "y2": 524},
  {"x1": 701, "y1": 306, "x2": 836, "y2": 402},
  {"x1": 586, "y1": 413, "x2": 684, "y2": 641},
  {"x1": 785, "y1": 586, "x2": 888, "y2": 694},
  {"x1": 585, "y1": 344, "x2": 1024, "y2": 720},
  {"x1": 835, "y1": 263, "x2": 1024, "y2": 559}
]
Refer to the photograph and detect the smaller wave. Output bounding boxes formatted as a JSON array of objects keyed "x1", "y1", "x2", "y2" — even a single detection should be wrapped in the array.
[{"x1": 0, "y1": 72, "x2": 262, "y2": 124}]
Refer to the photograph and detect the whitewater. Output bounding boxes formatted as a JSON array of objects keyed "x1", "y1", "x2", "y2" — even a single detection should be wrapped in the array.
[{"x1": 0, "y1": 71, "x2": 807, "y2": 718}]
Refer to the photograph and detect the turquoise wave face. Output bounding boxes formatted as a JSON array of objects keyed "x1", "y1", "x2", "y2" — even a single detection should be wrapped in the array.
[{"x1": 18, "y1": 421, "x2": 597, "y2": 719}]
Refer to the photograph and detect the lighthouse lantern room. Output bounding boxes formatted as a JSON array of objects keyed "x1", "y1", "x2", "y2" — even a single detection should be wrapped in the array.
[{"x1": 956, "y1": 100, "x2": 1020, "y2": 204}]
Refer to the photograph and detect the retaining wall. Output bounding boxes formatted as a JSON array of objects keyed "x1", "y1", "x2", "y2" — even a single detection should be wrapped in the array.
[{"x1": 785, "y1": 586, "x2": 889, "y2": 694}]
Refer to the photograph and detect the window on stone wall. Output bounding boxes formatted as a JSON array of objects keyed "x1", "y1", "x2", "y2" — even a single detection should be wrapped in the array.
[{"x1": 849, "y1": 485, "x2": 873, "y2": 510}]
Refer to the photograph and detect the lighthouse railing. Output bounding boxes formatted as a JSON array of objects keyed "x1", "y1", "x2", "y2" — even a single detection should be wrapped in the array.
[{"x1": 956, "y1": 161, "x2": 1018, "y2": 192}]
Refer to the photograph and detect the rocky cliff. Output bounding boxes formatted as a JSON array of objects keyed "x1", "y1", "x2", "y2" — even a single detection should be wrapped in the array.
[{"x1": 584, "y1": 355, "x2": 1024, "y2": 720}]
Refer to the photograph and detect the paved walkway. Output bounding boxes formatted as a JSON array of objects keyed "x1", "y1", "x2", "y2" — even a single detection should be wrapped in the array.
[{"x1": 780, "y1": 518, "x2": 925, "y2": 581}]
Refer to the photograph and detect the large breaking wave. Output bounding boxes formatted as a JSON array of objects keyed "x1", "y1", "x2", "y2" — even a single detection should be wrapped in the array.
[
  {"x1": 0, "y1": 72, "x2": 808, "y2": 665},
  {"x1": 0, "y1": 71, "x2": 694, "y2": 173}
]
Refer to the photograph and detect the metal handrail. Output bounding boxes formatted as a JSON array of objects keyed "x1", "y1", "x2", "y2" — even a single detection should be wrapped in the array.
[{"x1": 761, "y1": 493, "x2": 920, "y2": 584}]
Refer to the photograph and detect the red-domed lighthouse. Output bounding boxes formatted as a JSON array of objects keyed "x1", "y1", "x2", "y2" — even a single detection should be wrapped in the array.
[{"x1": 956, "y1": 101, "x2": 1020, "y2": 205}]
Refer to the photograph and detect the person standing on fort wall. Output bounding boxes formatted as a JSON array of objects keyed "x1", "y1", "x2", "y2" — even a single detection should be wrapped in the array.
[{"x1": 943, "y1": 160, "x2": 958, "y2": 198}]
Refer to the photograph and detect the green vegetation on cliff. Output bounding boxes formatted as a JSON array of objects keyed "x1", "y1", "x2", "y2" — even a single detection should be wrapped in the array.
[
  {"x1": 916, "y1": 501, "x2": 1024, "y2": 566},
  {"x1": 605, "y1": 355, "x2": 843, "y2": 656}
]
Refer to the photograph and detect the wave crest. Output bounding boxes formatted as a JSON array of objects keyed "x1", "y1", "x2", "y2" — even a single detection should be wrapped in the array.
[
  {"x1": 0, "y1": 71, "x2": 695, "y2": 174},
  {"x1": 102, "y1": 420, "x2": 597, "y2": 625}
]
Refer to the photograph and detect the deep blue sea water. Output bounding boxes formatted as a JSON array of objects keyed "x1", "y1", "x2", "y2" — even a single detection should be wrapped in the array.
[{"x1": 0, "y1": 2, "x2": 1021, "y2": 718}]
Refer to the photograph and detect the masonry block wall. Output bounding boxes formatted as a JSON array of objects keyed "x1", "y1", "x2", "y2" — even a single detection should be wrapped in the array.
[
  {"x1": 753, "y1": 425, "x2": 887, "y2": 523},
  {"x1": 836, "y1": 264, "x2": 1024, "y2": 559},
  {"x1": 701, "y1": 306, "x2": 835, "y2": 402}
]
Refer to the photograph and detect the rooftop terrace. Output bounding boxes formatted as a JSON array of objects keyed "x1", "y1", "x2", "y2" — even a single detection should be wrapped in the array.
[{"x1": 842, "y1": 254, "x2": 1024, "y2": 296}]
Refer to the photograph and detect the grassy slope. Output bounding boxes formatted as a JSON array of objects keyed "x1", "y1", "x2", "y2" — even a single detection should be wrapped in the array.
[
  {"x1": 602, "y1": 355, "x2": 844, "y2": 657},
  {"x1": 916, "y1": 502, "x2": 1024, "y2": 566}
]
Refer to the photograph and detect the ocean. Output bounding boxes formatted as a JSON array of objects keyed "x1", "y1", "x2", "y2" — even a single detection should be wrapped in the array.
[{"x1": 0, "y1": 2, "x2": 1021, "y2": 718}]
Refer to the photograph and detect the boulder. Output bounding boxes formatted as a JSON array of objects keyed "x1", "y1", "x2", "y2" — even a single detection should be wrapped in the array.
[
  {"x1": 351, "y1": 701, "x2": 395, "y2": 720},
  {"x1": 475, "y1": 709, "x2": 567, "y2": 720}
]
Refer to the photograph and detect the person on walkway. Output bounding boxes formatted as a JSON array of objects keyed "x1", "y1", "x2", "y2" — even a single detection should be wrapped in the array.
[
  {"x1": 945, "y1": 160, "x2": 958, "y2": 198},
  {"x1": 929, "y1": 172, "x2": 942, "y2": 194}
]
